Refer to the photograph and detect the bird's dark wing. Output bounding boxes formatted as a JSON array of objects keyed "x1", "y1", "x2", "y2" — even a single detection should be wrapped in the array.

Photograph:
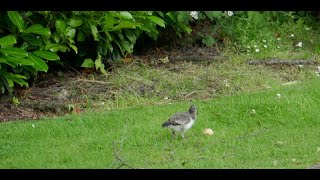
[{"x1": 167, "y1": 112, "x2": 191, "y2": 126}]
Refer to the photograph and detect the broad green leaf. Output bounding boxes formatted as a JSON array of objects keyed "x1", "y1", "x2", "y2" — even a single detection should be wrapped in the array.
[
  {"x1": 0, "y1": 57, "x2": 16, "y2": 67},
  {"x1": 24, "y1": 24, "x2": 51, "y2": 35},
  {"x1": 113, "y1": 21, "x2": 142, "y2": 30},
  {"x1": 120, "y1": 40, "x2": 133, "y2": 53},
  {"x1": 157, "y1": 11, "x2": 164, "y2": 18},
  {"x1": 124, "y1": 30, "x2": 137, "y2": 44},
  {"x1": 89, "y1": 21, "x2": 99, "y2": 41},
  {"x1": 77, "y1": 31, "x2": 86, "y2": 41},
  {"x1": 55, "y1": 19, "x2": 67, "y2": 37},
  {"x1": 178, "y1": 23, "x2": 192, "y2": 34},
  {"x1": 21, "y1": 34, "x2": 43, "y2": 47},
  {"x1": 204, "y1": 11, "x2": 222, "y2": 20},
  {"x1": 68, "y1": 43, "x2": 78, "y2": 54},
  {"x1": 52, "y1": 32, "x2": 61, "y2": 43},
  {"x1": 113, "y1": 40, "x2": 124, "y2": 55},
  {"x1": 66, "y1": 27, "x2": 76, "y2": 39},
  {"x1": 7, "y1": 11, "x2": 25, "y2": 32},
  {"x1": 111, "y1": 49, "x2": 121, "y2": 61},
  {"x1": 104, "y1": 13, "x2": 116, "y2": 30},
  {"x1": 20, "y1": 42, "x2": 29, "y2": 50},
  {"x1": 33, "y1": 51, "x2": 60, "y2": 61},
  {"x1": 119, "y1": 11, "x2": 133, "y2": 19},
  {"x1": 4, "y1": 74, "x2": 14, "y2": 87},
  {"x1": 146, "y1": 16, "x2": 166, "y2": 27},
  {"x1": 139, "y1": 26, "x2": 151, "y2": 33},
  {"x1": 81, "y1": 58, "x2": 95, "y2": 68},
  {"x1": 0, "y1": 35, "x2": 17, "y2": 46},
  {"x1": 1, "y1": 48, "x2": 28, "y2": 57},
  {"x1": 67, "y1": 17, "x2": 83, "y2": 27},
  {"x1": 45, "y1": 44, "x2": 70, "y2": 53},
  {"x1": 2, "y1": 72, "x2": 28, "y2": 87},
  {"x1": 166, "y1": 12, "x2": 177, "y2": 22},
  {"x1": 95, "y1": 57, "x2": 102, "y2": 70},
  {"x1": 6, "y1": 56, "x2": 34, "y2": 66},
  {"x1": 28, "y1": 54, "x2": 48, "y2": 72},
  {"x1": 104, "y1": 31, "x2": 113, "y2": 42}
]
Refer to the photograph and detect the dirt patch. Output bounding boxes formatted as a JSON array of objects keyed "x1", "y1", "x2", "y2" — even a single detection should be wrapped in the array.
[{"x1": 0, "y1": 45, "x2": 223, "y2": 123}]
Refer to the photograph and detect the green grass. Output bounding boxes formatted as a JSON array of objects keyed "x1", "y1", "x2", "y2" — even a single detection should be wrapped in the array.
[
  {"x1": 1, "y1": 78, "x2": 320, "y2": 169},
  {"x1": 83, "y1": 60, "x2": 318, "y2": 111}
]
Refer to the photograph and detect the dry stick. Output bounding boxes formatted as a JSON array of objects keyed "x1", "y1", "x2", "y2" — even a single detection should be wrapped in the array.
[
  {"x1": 75, "y1": 79, "x2": 110, "y2": 85},
  {"x1": 184, "y1": 91, "x2": 196, "y2": 98},
  {"x1": 112, "y1": 141, "x2": 135, "y2": 169}
]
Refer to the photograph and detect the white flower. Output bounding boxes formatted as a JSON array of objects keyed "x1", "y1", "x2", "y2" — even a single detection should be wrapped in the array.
[
  {"x1": 277, "y1": 38, "x2": 281, "y2": 41},
  {"x1": 290, "y1": 34, "x2": 295, "y2": 37},
  {"x1": 190, "y1": 11, "x2": 198, "y2": 20},
  {"x1": 262, "y1": 39, "x2": 267, "y2": 43},
  {"x1": 32, "y1": 124, "x2": 35, "y2": 128},
  {"x1": 255, "y1": 49, "x2": 260, "y2": 52},
  {"x1": 277, "y1": 46, "x2": 280, "y2": 49},
  {"x1": 227, "y1": 11, "x2": 233, "y2": 16},
  {"x1": 164, "y1": 97, "x2": 169, "y2": 100},
  {"x1": 276, "y1": 140, "x2": 284, "y2": 145},
  {"x1": 203, "y1": 128, "x2": 214, "y2": 136},
  {"x1": 253, "y1": 45, "x2": 257, "y2": 48},
  {"x1": 298, "y1": 65, "x2": 304, "y2": 69},
  {"x1": 101, "y1": 102, "x2": 105, "y2": 105},
  {"x1": 276, "y1": 94, "x2": 281, "y2": 99},
  {"x1": 251, "y1": 109, "x2": 256, "y2": 114},
  {"x1": 273, "y1": 160, "x2": 278, "y2": 166},
  {"x1": 296, "y1": 42, "x2": 303, "y2": 47},
  {"x1": 264, "y1": 45, "x2": 268, "y2": 48}
]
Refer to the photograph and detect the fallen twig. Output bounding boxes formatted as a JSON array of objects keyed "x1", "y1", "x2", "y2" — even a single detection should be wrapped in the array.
[
  {"x1": 75, "y1": 79, "x2": 110, "y2": 85},
  {"x1": 112, "y1": 141, "x2": 135, "y2": 169}
]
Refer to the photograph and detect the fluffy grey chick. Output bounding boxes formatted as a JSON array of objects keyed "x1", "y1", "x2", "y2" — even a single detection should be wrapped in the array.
[{"x1": 162, "y1": 105, "x2": 197, "y2": 138}]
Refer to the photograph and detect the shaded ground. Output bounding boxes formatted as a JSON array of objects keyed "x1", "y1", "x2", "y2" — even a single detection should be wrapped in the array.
[{"x1": 0, "y1": 45, "x2": 222, "y2": 123}]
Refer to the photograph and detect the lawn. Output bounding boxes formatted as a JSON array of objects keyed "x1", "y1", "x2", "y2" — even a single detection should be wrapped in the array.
[{"x1": 1, "y1": 78, "x2": 319, "y2": 169}]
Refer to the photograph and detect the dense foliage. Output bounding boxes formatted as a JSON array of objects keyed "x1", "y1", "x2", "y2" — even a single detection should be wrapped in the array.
[{"x1": 0, "y1": 11, "x2": 318, "y2": 96}]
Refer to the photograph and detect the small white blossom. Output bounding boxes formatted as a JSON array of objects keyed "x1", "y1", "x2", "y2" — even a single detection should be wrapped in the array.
[
  {"x1": 253, "y1": 45, "x2": 257, "y2": 48},
  {"x1": 276, "y1": 94, "x2": 281, "y2": 99},
  {"x1": 190, "y1": 11, "x2": 198, "y2": 20},
  {"x1": 251, "y1": 109, "x2": 256, "y2": 114},
  {"x1": 290, "y1": 34, "x2": 295, "y2": 37},
  {"x1": 101, "y1": 102, "x2": 105, "y2": 105},
  {"x1": 164, "y1": 97, "x2": 169, "y2": 100},
  {"x1": 32, "y1": 124, "x2": 35, "y2": 128},
  {"x1": 262, "y1": 39, "x2": 267, "y2": 43},
  {"x1": 296, "y1": 42, "x2": 303, "y2": 47},
  {"x1": 264, "y1": 45, "x2": 268, "y2": 48},
  {"x1": 277, "y1": 38, "x2": 281, "y2": 41},
  {"x1": 298, "y1": 64, "x2": 304, "y2": 69},
  {"x1": 255, "y1": 49, "x2": 260, "y2": 52},
  {"x1": 227, "y1": 11, "x2": 233, "y2": 17},
  {"x1": 273, "y1": 160, "x2": 278, "y2": 166},
  {"x1": 277, "y1": 46, "x2": 280, "y2": 49}
]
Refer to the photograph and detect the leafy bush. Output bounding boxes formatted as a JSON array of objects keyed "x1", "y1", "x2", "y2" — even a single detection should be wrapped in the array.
[
  {"x1": 0, "y1": 11, "x2": 222, "y2": 95},
  {"x1": 218, "y1": 11, "x2": 320, "y2": 55},
  {"x1": 0, "y1": 11, "x2": 59, "y2": 95}
]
